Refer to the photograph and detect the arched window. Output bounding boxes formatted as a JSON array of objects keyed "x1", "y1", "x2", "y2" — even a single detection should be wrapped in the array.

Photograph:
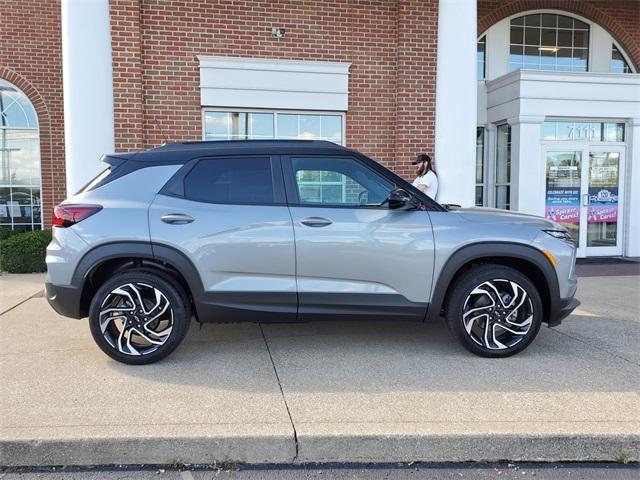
[
  {"x1": 0, "y1": 79, "x2": 41, "y2": 231},
  {"x1": 509, "y1": 13, "x2": 589, "y2": 72}
]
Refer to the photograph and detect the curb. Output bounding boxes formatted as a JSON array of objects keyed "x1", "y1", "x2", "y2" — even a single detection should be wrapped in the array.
[{"x1": 2, "y1": 433, "x2": 638, "y2": 467}]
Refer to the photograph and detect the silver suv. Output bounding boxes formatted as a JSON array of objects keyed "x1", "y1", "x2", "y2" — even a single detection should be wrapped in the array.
[{"x1": 45, "y1": 140, "x2": 579, "y2": 364}]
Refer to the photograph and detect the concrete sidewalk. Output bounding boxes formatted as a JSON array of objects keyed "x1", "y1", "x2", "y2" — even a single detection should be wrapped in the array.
[{"x1": 1, "y1": 272, "x2": 638, "y2": 466}]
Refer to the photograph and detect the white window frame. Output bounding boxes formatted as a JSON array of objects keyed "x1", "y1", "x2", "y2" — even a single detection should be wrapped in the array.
[{"x1": 0, "y1": 80, "x2": 43, "y2": 231}]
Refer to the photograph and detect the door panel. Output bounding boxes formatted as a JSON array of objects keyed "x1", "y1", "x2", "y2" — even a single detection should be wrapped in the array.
[
  {"x1": 149, "y1": 155, "x2": 296, "y2": 322},
  {"x1": 284, "y1": 155, "x2": 434, "y2": 322}
]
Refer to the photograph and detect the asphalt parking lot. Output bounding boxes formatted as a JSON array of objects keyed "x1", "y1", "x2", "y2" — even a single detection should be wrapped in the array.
[{"x1": 0, "y1": 266, "x2": 638, "y2": 467}]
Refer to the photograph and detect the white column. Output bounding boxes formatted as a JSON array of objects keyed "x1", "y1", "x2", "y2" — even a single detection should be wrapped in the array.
[
  {"x1": 508, "y1": 115, "x2": 545, "y2": 216},
  {"x1": 61, "y1": 0, "x2": 115, "y2": 195},
  {"x1": 590, "y1": 24, "x2": 613, "y2": 73},
  {"x1": 434, "y1": 0, "x2": 477, "y2": 207},
  {"x1": 484, "y1": 20, "x2": 510, "y2": 80},
  {"x1": 626, "y1": 118, "x2": 640, "y2": 257}
]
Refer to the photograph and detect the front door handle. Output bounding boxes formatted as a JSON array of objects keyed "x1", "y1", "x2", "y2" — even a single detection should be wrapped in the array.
[
  {"x1": 300, "y1": 217, "x2": 332, "y2": 227},
  {"x1": 161, "y1": 213, "x2": 194, "y2": 225}
]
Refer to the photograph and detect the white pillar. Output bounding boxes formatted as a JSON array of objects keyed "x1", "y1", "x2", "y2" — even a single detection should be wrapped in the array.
[
  {"x1": 508, "y1": 115, "x2": 545, "y2": 216},
  {"x1": 626, "y1": 118, "x2": 640, "y2": 257},
  {"x1": 61, "y1": 0, "x2": 115, "y2": 195},
  {"x1": 435, "y1": 0, "x2": 477, "y2": 207}
]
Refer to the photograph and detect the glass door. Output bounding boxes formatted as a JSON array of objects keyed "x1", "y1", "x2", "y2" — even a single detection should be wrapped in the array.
[
  {"x1": 543, "y1": 145, "x2": 624, "y2": 257},
  {"x1": 585, "y1": 148, "x2": 624, "y2": 257}
]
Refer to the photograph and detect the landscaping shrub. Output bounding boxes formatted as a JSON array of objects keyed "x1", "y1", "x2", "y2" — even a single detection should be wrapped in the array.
[
  {"x1": 0, "y1": 229, "x2": 52, "y2": 273},
  {"x1": 0, "y1": 227, "x2": 20, "y2": 241}
]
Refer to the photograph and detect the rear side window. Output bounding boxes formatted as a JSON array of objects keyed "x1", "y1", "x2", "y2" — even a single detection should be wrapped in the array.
[
  {"x1": 77, "y1": 168, "x2": 112, "y2": 194},
  {"x1": 184, "y1": 157, "x2": 275, "y2": 204}
]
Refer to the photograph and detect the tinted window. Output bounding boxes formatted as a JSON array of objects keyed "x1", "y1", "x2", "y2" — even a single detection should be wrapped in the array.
[
  {"x1": 291, "y1": 157, "x2": 394, "y2": 206},
  {"x1": 184, "y1": 157, "x2": 274, "y2": 204}
]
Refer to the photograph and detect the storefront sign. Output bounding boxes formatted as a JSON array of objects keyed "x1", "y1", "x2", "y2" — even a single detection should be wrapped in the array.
[
  {"x1": 588, "y1": 187, "x2": 618, "y2": 223},
  {"x1": 545, "y1": 187, "x2": 580, "y2": 223}
]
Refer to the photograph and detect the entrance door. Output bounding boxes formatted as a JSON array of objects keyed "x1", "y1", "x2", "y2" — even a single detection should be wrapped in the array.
[{"x1": 543, "y1": 145, "x2": 625, "y2": 257}]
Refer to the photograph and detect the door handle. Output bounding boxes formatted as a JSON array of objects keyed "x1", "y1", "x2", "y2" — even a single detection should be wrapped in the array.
[
  {"x1": 582, "y1": 194, "x2": 589, "y2": 206},
  {"x1": 300, "y1": 217, "x2": 332, "y2": 227},
  {"x1": 161, "y1": 213, "x2": 194, "y2": 225}
]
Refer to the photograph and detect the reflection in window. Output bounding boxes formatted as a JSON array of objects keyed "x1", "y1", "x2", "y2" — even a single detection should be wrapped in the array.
[
  {"x1": 477, "y1": 36, "x2": 486, "y2": 80},
  {"x1": 611, "y1": 45, "x2": 632, "y2": 73},
  {"x1": 292, "y1": 157, "x2": 393, "y2": 206},
  {"x1": 0, "y1": 79, "x2": 41, "y2": 231},
  {"x1": 509, "y1": 13, "x2": 589, "y2": 72},
  {"x1": 495, "y1": 124, "x2": 511, "y2": 210},
  {"x1": 475, "y1": 127, "x2": 485, "y2": 206},
  {"x1": 203, "y1": 111, "x2": 343, "y2": 145}
]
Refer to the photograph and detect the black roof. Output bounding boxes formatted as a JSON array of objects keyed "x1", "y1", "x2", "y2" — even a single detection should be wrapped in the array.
[{"x1": 108, "y1": 140, "x2": 351, "y2": 163}]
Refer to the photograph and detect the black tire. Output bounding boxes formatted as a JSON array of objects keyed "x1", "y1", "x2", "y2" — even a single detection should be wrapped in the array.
[
  {"x1": 89, "y1": 270, "x2": 191, "y2": 364},
  {"x1": 445, "y1": 265, "x2": 543, "y2": 358}
]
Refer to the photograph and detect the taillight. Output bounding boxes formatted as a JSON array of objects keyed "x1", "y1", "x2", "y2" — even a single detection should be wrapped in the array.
[{"x1": 52, "y1": 204, "x2": 102, "y2": 228}]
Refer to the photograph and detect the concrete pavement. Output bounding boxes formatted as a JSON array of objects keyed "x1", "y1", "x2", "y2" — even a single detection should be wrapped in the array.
[{"x1": 0, "y1": 271, "x2": 638, "y2": 466}]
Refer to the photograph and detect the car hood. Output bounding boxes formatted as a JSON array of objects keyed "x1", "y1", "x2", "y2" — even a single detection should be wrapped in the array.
[{"x1": 448, "y1": 206, "x2": 563, "y2": 230}]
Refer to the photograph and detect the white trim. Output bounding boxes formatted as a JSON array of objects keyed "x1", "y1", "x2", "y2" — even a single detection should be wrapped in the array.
[{"x1": 198, "y1": 56, "x2": 351, "y2": 112}]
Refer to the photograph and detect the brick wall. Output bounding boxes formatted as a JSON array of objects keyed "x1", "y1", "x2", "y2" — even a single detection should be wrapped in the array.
[
  {"x1": 0, "y1": 0, "x2": 66, "y2": 228},
  {"x1": 478, "y1": 0, "x2": 640, "y2": 69},
  {"x1": 110, "y1": 0, "x2": 439, "y2": 178}
]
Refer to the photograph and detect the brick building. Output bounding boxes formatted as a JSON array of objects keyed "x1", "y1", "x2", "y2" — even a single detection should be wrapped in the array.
[{"x1": 1, "y1": 0, "x2": 639, "y2": 257}]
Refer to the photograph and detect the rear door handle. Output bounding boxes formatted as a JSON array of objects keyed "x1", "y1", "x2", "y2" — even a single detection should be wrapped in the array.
[
  {"x1": 161, "y1": 213, "x2": 194, "y2": 225},
  {"x1": 300, "y1": 217, "x2": 332, "y2": 227}
]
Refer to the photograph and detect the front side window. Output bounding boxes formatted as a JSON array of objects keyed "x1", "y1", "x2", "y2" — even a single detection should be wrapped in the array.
[
  {"x1": 495, "y1": 124, "x2": 511, "y2": 210},
  {"x1": 0, "y1": 79, "x2": 42, "y2": 231},
  {"x1": 611, "y1": 44, "x2": 632, "y2": 73},
  {"x1": 509, "y1": 13, "x2": 589, "y2": 72},
  {"x1": 291, "y1": 157, "x2": 394, "y2": 207},
  {"x1": 184, "y1": 157, "x2": 274, "y2": 204},
  {"x1": 203, "y1": 111, "x2": 344, "y2": 145}
]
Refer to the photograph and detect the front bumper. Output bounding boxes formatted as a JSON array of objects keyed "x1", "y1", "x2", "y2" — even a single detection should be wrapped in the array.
[
  {"x1": 45, "y1": 282, "x2": 84, "y2": 319},
  {"x1": 548, "y1": 296, "x2": 580, "y2": 327}
]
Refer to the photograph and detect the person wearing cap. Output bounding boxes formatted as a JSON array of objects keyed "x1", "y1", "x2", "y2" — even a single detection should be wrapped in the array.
[{"x1": 411, "y1": 153, "x2": 438, "y2": 200}]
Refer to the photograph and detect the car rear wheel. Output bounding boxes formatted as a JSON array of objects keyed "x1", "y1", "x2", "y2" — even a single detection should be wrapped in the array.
[
  {"x1": 445, "y1": 265, "x2": 543, "y2": 357},
  {"x1": 88, "y1": 271, "x2": 190, "y2": 364}
]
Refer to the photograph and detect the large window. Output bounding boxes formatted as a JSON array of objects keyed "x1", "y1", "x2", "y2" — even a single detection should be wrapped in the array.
[
  {"x1": 495, "y1": 124, "x2": 511, "y2": 210},
  {"x1": 475, "y1": 128, "x2": 485, "y2": 206},
  {"x1": 291, "y1": 157, "x2": 393, "y2": 207},
  {"x1": 203, "y1": 110, "x2": 344, "y2": 145},
  {"x1": 541, "y1": 120, "x2": 625, "y2": 142},
  {"x1": 611, "y1": 45, "x2": 632, "y2": 74},
  {"x1": 184, "y1": 157, "x2": 274, "y2": 205},
  {"x1": 509, "y1": 13, "x2": 589, "y2": 72},
  {"x1": 0, "y1": 79, "x2": 41, "y2": 231},
  {"x1": 477, "y1": 36, "x2": 486, "y2": 80}
]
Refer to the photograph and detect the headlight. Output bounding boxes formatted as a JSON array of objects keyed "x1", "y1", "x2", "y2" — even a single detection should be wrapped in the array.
[{"x1": 543, "y1": 229, "x2": 576, "y2": 245}]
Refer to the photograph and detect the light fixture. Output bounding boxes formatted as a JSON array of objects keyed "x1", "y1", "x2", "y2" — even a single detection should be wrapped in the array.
[
  {"x1": 539, "y1": 47, "x2": 558, "y2": 53},
  {"x1": 271, "y1": 27, "x2": 285, "y2": 38}
]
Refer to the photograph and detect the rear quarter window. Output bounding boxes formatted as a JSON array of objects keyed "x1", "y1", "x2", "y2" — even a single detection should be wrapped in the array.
[{"x1": 184, "y1": 157, "x2": 275, "y2": 204}]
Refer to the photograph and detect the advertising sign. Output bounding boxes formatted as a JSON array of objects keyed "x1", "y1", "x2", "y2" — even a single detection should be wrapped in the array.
[
  {"x1": 545, "y1": 187, "x2": 580, "y2": 223},
  {"x1": 588, "y1": 187, "x2": 618, "y2": 223}
]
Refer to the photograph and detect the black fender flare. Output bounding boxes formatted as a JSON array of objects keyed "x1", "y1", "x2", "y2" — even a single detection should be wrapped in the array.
[
  {"x1": 425, "y1": 242, "x2": 560, "y2": 324},
  {"x1": 71, "y1": 241, "x2": 206, "y2": 317}
]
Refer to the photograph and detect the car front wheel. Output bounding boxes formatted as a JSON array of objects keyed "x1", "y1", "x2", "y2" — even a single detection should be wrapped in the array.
[
  {"x1": 88, "y1": 271, "x2": 191, "y2": 364},
  {"x1": 445, "y1": 265, "x2": 543, "y2": 357}
]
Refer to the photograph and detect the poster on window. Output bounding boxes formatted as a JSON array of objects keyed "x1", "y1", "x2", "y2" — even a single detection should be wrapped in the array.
[
  {"x1": 545, "y1": 187, "x2": 580, "y2": 223},
  {"x1": 588, "y1": 187, "x2": 618, "y2": 223}
]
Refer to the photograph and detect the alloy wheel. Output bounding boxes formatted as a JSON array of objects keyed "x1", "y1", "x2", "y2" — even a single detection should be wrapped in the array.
[
  {"x1": 462, "y1": 278, "x2": 533, "y2": 350},
  {"x1": 98, "y1": 282, "x2": 174, "y2": 356}
]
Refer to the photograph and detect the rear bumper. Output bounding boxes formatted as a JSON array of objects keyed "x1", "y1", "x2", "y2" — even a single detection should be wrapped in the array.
[
  {"x1": 45, "y1": 282, "x2": 84, "y2": 319},
  {"x1": 548, "y1": 296, "x2": 580, "y2": 327}
]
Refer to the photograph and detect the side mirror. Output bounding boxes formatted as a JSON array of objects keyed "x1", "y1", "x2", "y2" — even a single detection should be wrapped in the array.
[{"x1": 387, "y1": 188, "x2": 415, "y2": 210}]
